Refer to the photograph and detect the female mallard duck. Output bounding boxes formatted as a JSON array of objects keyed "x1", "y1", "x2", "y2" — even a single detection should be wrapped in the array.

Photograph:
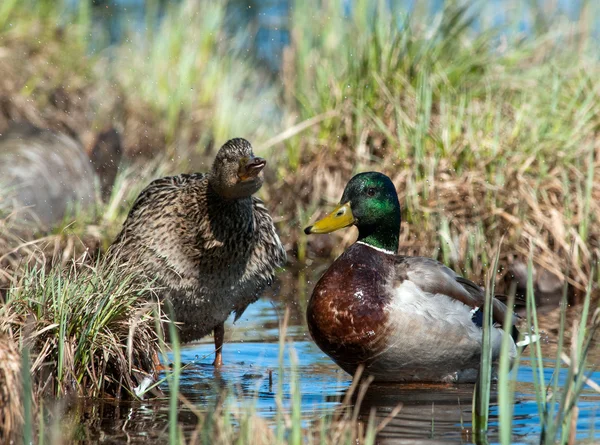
[
  {"x1": 109, "y1": 138, "x2": 286, "y2": 366},
  {"x1": 304, "y1": 172, "x2": 522, "y2": 383}
]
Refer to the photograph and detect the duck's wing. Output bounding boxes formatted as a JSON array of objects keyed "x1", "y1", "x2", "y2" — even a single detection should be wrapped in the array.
[
  {"x1": 232, "y1": 197, "x2": 287, "y2": 321},
  {"x1": 109, "y1": 173, "x2": 206, "y2": 263},
  {"x1": 121, "y1": 173, "x2": 202, "y2": 224},
  {"x1": 250, "y1": 197, "x2": 287, "y2": 269},
  {"x1": 394, "y1": 256, "x2": 519, "y2": 339}
]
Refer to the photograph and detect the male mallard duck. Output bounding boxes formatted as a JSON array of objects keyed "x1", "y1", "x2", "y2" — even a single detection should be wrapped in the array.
[
  {"x1": 304, "y1": 172, "x2": 521, "y2": 383},
  {"x1": 109, "y1": 138, "x2": 286, "y2": 366}
]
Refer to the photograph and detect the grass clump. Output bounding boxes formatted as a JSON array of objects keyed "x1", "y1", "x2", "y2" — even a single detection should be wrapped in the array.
[
  {"x1": 0, "y1": 256, "x2": 165, "y2": 401},
  {"x1": 114, "y1": 0, "x2": 281, "y2": 152},
  {"x1": 0, "y1": 0, "x2": 100, "y2": 141},
  {"x1": 2, "y1": 0, "x2": 600, "y2": 298},
  {"x1": 0, "y1": 0, "x2": 278, "y2": 162}
]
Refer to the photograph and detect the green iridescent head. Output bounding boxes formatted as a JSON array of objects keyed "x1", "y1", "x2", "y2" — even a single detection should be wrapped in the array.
[{"x1": 304, "y1": 172, "x2": 401, "y2": 252}]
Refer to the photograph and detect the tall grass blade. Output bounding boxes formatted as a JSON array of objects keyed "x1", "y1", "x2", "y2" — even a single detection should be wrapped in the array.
[
  {"x1": 38, "y1": 399, "x2": 44, "y2": 445},
  {"x1": 167, "y1": 302, "x2": 181, "y2": 445},
  {"x1": 498, "y1": 289, "x2": 516, "y2": 445},
  {"x1": 579, "y1": 144, "x2": 595, "y2": 242},
  {"x1": 21, "y1": 345, "x2": 32, "y2": 445},
  {"x1": 276, "y1": 309, "x2": 289, "y2": 443},
  {"x1": 526, "y1": 255, "x2": 547, "y2": 436},
  {"x1": 473, "y1": 240, "x2": 502, "y2": 443},
  {"x1": 0, "y1": 0, "x2": 19, "y2": 29},
  {"x1": 290, "y1": 348, "x2": 301, "y2": 445},
  {"x1": 544, "y1": 264, "x2": 570, "y2": 443},
  {"x1": 559, "y1": 271, "x2": 595, "y2": 443},
  {"x1": 77, "y1": 0, "x2": 91, "y2": 47}
]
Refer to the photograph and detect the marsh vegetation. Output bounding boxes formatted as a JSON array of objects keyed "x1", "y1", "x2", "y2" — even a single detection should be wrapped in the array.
[{"x1": 1, "y1": 0, "x2": 600, "y2": 443}]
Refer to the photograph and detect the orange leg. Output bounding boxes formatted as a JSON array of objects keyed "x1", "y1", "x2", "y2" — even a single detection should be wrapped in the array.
[
  {"x1": 212, "y1": 322, "x2": 225, "y2": 367},
  {"x1": 152, "y1": 350, "x2": 167, "y2": 373}
]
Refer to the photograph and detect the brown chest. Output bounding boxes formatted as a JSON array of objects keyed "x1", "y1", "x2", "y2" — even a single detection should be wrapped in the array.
[{"x1": 306, "y1": 245, "x2": 393, "y2": 363}]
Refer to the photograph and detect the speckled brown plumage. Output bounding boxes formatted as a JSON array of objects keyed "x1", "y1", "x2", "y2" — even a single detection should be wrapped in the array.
[{"x1": 108, "y1": 139, "x2": 286, "y2": 357}]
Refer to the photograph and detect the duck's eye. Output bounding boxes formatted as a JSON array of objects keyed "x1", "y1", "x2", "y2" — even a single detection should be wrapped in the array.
[{"x1": 366, "y1": 188, "x2": 376, "y2": 197}]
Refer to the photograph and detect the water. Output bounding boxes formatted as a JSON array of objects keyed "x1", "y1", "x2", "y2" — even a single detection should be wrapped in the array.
[{"x1": 72, "y1": 279, "x2": 600, "y2": 444}]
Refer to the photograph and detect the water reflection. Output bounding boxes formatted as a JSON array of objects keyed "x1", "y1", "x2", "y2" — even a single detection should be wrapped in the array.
[{"x1": 350, "y1": 383, "x2": 476, "y2": 443}]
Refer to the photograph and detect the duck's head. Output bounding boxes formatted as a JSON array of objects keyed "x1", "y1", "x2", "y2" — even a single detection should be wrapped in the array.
[
  {"x1": 208, "y1": 138, "x2": 266, "y2": 199},
  {"x1": 304, "y1": 172, "x2": 400, "y2": 253}
]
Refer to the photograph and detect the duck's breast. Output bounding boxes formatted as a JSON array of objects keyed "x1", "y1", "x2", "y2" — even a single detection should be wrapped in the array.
[{"x1": 307, "y1": 244, "x2": 394, "y2": 368}]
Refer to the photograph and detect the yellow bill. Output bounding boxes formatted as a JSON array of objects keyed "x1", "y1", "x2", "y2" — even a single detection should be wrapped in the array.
[{"x1": 304, "y1": 202, "x2": 355, "y2": 234}]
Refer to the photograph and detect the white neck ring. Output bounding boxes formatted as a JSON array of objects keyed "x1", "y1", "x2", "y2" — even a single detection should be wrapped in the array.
[{"x1": 356, "y1": 241, "x2": 395, "y2": 255}]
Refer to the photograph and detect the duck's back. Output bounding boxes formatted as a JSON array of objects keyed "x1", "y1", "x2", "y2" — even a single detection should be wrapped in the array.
[{"x1": 111, "y1": 173, "x2": 208, "y2": 288}]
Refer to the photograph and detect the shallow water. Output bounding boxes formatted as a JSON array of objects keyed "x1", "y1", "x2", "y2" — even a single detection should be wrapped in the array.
[{"x1": 76, "y1": 277, "x2": 600, "y2": 444}]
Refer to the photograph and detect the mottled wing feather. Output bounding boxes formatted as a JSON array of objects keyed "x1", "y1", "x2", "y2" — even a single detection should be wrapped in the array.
[
  {"x1": 125, "y1": 174, "x2": 202, "y2": 222},
  {"x1": 250, "y1": 197, "x2": 287, "y2": 270},
  {"x1": 109, "y1": 173, "x2": 208, "y2": 279},
  {"x1": 233, "y1": 196, "x2": 286, "y2": 321}
]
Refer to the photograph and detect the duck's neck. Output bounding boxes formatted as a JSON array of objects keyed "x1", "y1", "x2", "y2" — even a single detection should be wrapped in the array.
[{"x1": 356, "y1": 219, "x2": 399, "y2": 254}]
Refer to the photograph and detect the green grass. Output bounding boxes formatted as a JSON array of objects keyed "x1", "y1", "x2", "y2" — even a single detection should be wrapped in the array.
[
  {"x1": 2, "y1": 0, "x2": 600, "y2": 291},
  {"x1": 113, "y1": 0, "x2": 281, "y2": 151},
  {"x1": 0, "y1": 0, "x2": 280, "y2": 166},
  {"x1": 0, "y1": 257, "x2": 164, "y2": 400},
  {"x1": 472, "y1": 242, "x2": 502, "y2": 442},
  {"x1": 167, "y1": 303, "x2": 183, "y2": 444}
]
